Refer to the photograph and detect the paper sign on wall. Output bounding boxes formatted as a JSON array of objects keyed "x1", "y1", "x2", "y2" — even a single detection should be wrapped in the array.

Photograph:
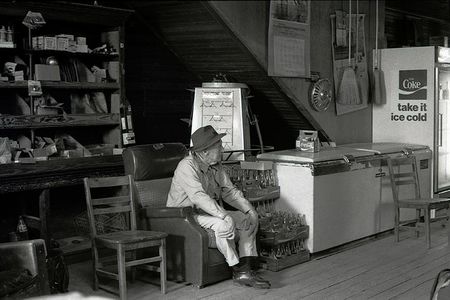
[{"x1": 268, "y1": 0, "x2": 311, "y2": 78}]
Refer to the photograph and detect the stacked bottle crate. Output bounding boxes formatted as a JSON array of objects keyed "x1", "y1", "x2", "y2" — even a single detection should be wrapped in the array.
[{"x1": 225, "y1": 160, "x2": 310, "y2": 271}]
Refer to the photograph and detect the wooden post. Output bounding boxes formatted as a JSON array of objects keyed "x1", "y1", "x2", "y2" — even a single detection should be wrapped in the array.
[{"x1": 39, "y1": 189, "x2": 50, "y2": 246}]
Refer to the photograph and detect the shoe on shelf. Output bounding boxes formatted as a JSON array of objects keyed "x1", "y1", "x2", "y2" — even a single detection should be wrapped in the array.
[{"x1": 232, "y1": 270, "x2": 271, "y2": 289}]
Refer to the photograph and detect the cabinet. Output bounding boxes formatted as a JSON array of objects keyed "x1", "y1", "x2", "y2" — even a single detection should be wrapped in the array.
[
  {"x1": 0, "y1": 2, "x2": 134, "y2": 193},
  {"x1": 0, "y1": 2, "x2": 133, "y2": 247}
]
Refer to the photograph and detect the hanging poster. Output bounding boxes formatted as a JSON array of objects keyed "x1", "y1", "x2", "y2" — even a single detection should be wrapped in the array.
[
  {"x1": 268, "y1": 0, "x2": 310, "y2": 78},
  {"x1": 330, "y1": 13, "x2": 369, "y2": 115}
]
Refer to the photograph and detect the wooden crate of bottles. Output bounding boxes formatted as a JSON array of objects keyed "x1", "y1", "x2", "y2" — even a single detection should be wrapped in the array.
[
  {"x1": 225, "y1": 161, "x2": 310, "y2": 271},
  {"x1": 257, "y1": 209, "x2": 310, "y2": 272},
  {"x1": 225, "y1": 160, "x2": 280, "y2": 201}
]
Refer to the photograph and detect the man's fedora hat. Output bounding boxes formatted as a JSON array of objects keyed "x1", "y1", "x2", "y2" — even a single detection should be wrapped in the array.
[{"x1": 191, "y1": 125, "x2": 226, "y2": 152}]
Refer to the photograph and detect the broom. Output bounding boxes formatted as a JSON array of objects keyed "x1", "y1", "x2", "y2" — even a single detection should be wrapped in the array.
[
  {"x1": 373, "y1": 0, "x2": 386, "y2": 104},
  {"x1": 355, "y1": 0, "x2": 369, "y2": 104},
  {"x1": 338, "y1": 0, "x2": 361, "y2": 105}
]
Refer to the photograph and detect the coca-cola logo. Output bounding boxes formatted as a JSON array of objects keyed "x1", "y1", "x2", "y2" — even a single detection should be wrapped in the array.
[{"x1": 399, "y1": 70, "x2": 427, "y2": 100}]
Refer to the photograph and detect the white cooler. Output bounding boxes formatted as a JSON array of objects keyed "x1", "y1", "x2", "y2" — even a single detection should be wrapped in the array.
[{"x1": 257, "y1": 143, "x2": 432, "y2": 253}]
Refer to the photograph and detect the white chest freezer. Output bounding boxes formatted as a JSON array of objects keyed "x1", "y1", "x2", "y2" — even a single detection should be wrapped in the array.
[{"x1": 257, "y1": 143, "x2": 432, "y2": 253}]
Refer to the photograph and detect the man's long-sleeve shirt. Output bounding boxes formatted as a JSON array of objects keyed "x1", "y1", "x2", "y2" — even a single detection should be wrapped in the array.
[{"x1": 167, "y1": 154, "x2": 253, "y2": 219}]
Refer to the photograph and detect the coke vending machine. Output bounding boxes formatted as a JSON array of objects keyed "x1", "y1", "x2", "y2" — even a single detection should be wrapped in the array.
[{"x1": 373, "y1": 46, "x2": 450, "y2": 194}]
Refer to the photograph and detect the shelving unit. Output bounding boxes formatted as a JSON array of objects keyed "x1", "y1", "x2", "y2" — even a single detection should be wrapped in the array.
[
  {"x1": 0, "y1": 2, "x2": 134, "y2": 247},
  {"x1": 0, "y1": 2, "x2": 133, "y2": 170}
]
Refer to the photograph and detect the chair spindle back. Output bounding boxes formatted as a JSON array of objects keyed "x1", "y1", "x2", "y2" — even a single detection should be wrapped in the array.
[{"x1": 387, "y1": 155, "x2": 421, "y2": 204}]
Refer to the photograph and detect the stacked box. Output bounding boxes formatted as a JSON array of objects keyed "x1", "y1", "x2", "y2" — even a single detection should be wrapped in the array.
[
  {"x1": 44, "y1": 36, "x2": 56, "y2": 50},
  {"x1": 32, "y1": 34, "x2": 88, "y2": 52},
  {"x1": 76, "y1": 36, "x2": 86, "y2": 45},
  {"x1": 68, "y1": 40, "x2": 77, "y2": 52},
  {"x1": 56, "y1": 36, "x2": 69, "y2": 51}
]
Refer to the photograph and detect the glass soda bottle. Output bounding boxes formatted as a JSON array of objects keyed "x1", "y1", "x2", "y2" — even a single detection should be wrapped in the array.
[
  {"x1": 295, "y1": 130, "x2": 302, "y2": 151},
  {"x1": 16, "y1": 216, "x2": 29, "y2": 240}
]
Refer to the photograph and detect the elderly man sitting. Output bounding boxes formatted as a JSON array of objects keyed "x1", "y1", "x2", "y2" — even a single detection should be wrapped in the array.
[{"x1": 167, "y1": 125, "x2": 270, "y2": 289}]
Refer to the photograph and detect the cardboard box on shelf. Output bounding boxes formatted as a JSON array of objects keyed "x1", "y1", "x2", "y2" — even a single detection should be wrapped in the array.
[
  {"x1": 32, "y1": 148, "x2": 48, "y2": 161},
  {"x1": 55, "y1": 133, "x2": 91, "y2": 158},
  {"x1": 113, "y1": 148, "x2": 123, "y2": 155},
  {"x1": 68, "y1": 40, "x2": 77, "y2": 52},
  {"x1": 44, "y1": 36, "x2": 57, "y2": 50},
  {"x1": 76, "y1": 44, "x2": 88, "y2": 53},
  {"x1": 0, "y1": 41, "x2": 14, "y2": 48},
  {"x1": 32, "y1": 137, "x2": 57, "y2": 160},
  {"x1": 56, "y1": 34, "x2": 74, "y2": 41},
  {"x1": 56, "y1": 36, "x2": 69, "y2": 51},
  {"x1": 61, "y1": 149, "x2": 84, "y2": 158},
  {"x1": 14, "y1": 70, "x2": 24, "y2": 81},
  {"x1": 36, "y1": 36, "x2": 44, "y2": 49},
  {"x1": 35, "y1": 64, "x2": 61, "y2": 81},
  {"x1": 76, "y1": 36, "x2": 86, "y2": 45},
  {"x1": 84, "y1": 144, "x2": 114, "y2": 156}
]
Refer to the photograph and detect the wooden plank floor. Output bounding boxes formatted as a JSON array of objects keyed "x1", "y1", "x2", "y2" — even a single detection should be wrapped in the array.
[{"x1": 68, "y1": 223, "x2": 450, "y2": 300}]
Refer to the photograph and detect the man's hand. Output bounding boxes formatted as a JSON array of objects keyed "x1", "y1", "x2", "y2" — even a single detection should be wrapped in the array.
[
  {"x1": 247, "y1": 209, "x2": 259, "y2": 236},
  {"x1": 218, "y1": 215, "x2": 235, "y2": 239}
]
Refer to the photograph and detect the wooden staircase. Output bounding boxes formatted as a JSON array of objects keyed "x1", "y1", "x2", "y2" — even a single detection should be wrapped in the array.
[{"x1": 124, "y1": 0, "x2": 329, "y2": 149}]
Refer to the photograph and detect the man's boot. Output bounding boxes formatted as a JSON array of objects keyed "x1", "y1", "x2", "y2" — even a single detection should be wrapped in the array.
[{"x1": 232, "y1": 257, "x2": 271, "y2": 289}]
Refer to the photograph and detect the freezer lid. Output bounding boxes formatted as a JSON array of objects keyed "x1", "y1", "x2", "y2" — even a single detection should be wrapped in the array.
[
  {"x1": 257, "y1": 146, "x2": 375, "y2": 163},
  {"x1": 341, "y1": 142, "x2": 429, "y2": 155}
]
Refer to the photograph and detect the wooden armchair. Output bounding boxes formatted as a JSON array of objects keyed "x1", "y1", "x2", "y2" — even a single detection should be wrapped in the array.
[{"x1": 122, "y1": 143, "x2": 231, "y2": 288}]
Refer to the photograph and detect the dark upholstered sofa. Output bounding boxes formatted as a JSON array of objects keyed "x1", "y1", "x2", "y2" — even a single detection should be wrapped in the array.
[{"x1": 123, "y1": 143, "x2": 231, "y2": 288}]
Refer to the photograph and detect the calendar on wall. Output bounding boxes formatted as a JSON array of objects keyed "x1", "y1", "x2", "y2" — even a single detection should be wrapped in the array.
[{"x1": 191, "y1": 83, "x2": 250, "y2": 161}]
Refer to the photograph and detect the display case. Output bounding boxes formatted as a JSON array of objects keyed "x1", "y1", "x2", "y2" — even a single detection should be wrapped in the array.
[{"x1": 191, "y1": 82, "x2": 251, "y2": 161}]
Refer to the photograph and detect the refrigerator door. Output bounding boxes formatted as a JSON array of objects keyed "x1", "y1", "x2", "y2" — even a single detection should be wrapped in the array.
[{"x1": 435, "y1": 65, "x2": 450, "y2": 192}]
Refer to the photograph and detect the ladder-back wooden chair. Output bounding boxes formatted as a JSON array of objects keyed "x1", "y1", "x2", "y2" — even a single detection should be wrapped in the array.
[
  {"x1": 387, "y1": 155, "x2": 450, "y2": 248},
  {"x1": 83, "y1": 175, "x2": 168, "y2": 299}
]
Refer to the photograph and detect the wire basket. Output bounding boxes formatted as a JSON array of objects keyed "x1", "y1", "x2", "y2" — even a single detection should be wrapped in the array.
[{"x1": 74, "y1": 211, "x2": 127, "y2": 236}]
